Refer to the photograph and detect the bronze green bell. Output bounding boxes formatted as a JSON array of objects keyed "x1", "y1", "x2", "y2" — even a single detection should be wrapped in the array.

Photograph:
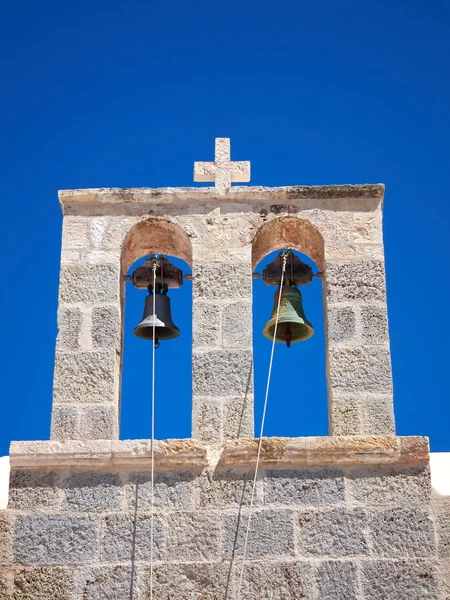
[{"x1": 263, "y1": 286, "x2": 314, "y2": 347}]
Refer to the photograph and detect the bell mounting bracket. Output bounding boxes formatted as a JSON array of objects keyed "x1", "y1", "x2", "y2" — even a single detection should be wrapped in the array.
[
  {"x1": 259, "y1": 251, "x2": 314, "y2": 287},
  {"x1": 129, "y1": 255, "x2": 183, "y2": 289}
]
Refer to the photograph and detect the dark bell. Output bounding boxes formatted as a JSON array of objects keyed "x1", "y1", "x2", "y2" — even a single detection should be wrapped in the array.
[
  {"x1": 263, "y1": 286, "x2": 313, "y2": 347},
  {"x1": 134, "y1": 285, "x2": 180, "y2": 342}
]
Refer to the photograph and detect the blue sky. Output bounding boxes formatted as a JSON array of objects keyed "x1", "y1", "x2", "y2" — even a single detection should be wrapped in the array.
[{"x1": 0, "y1": 0, "x2": 449, "y2": 455}]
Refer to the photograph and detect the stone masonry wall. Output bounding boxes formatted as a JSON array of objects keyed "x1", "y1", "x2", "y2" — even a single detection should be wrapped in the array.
[{"x1": 0, "y1": 454, "x2": 444, "y2": 599}]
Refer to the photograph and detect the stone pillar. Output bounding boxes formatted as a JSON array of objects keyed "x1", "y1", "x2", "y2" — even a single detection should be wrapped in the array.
[
  {"x1": 325, "y1": 209, "x2": 395, "y2": 436},
  {"x1": 192, "y1": 256, "x2": 254, "y2": 443},
  {"x1": 50, "y1": 216, "x2": 123, "y2": 441}
]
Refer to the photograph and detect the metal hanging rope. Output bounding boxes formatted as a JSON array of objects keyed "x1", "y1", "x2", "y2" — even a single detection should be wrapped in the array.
[
  {"x1": 235, "y1": 250, "x2": 289, "y2": 599},
  {"x1": 149, "y1": 258, "x2": 157, "y2": 600}
]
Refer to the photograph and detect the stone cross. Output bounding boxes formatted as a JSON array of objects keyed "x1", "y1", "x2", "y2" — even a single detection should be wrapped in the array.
[{"x1": 194, "y1": 138, "x2": 250, "y2": 195}]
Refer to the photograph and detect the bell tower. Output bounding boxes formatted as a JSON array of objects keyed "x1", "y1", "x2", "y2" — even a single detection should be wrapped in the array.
[{"x1": 2, "y1": 138, "x2": 447, "y2": 600}]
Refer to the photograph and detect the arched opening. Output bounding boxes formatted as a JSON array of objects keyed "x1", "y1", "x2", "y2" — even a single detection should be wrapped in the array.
[
  {"x1": 252, "y1": 217, "x2": 328, "y2": 437},
  {"x1": 120, "y1": 219, "x2": 192, "y2": 440}
]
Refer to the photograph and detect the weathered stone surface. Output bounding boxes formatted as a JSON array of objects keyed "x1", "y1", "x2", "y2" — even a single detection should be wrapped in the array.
[
  {"x1": 223, "y1": 509, "x2": 295, "y2": 558},
  {"x1": 297, "y1": 508, "x2": 368, "y2": 557},
  {"x1": 369, "y1": 508, "x2": 436, "y2": 557},
  {"x1": 326, "y1": 260, "x2": 386, "y2": 303},
  {"x1": 316, "y1": 560, "x2": 359, "y2": 600},
  {"x1": 0, "y1": 512, "x2": 12, "y2": 565},
  {"x1": 166, "y1": 512, "x2": 220, "y2": 561},
  {"x1": 329, "y1": 394, "x2": 362, "y2": 435},
  {"x1": 353, "y1": 211, "x2": 382, "y2": 244},
  {"x1": 91, "y1": 305, "x2": 119, "y2": 348},
  {"x1": 361, "y1": 305, "x2": 389, "y2": 344},
  {"x1": 193, "y1": 350, "x2": 253, "y2": 396},
  {"x1": 56, "y1": 307, "x2": 82, "y2": 351},
  {"x1": 8, "y1": 471, "x2": 61, "y2": 510},
  {"x1": 59, "y1": 264, "x2": 119, "y2": 304},
  {"x1": 192, "y1": 398, "x2": 223, "y2": 442},
  {"x1": 361, "y1": 395, "x2": 395, "y2": 435},
  {"x1": 50, "y1": 405, "x2": 80, "y2": 440},
  {"x1": 100, "y1": 513, "x2": 164, "y2": 562},
  {"x1": 197, "y1": 469, "x2": 263, "y2": 509},
  {"x1": 127, "y1": 471, "x2": 196, "y2": 511},
  {"x1": 222, "y1": 301, "x2": 253, "y2": 348},
  {"x1": 147, "y1": 562, "x2": 230, "y2": 600},
  {"x1": 53, "y1": 350, "x2": 115, "y2": 403},
  {"x1": 327, "y1": 306, "x2": 356, "y2": 344},
  {"x1": 0, "y1": 571, "x2": 11, "y2": 598},
  {"x1": 62, "y1": 471, "x2": 123, "y2": 511},
  {"x1": 439, "y1": 558, "x2": 450, "y2": 599},
  {"x1": 11, "y1": 567, "x2": 76, "y2": 600},
  {"x1": 239, "y1": 560, "x2": 315, "y2": 600},
  {"x1": 223, "y1": 395, "x2": 254, "y2": 439},
  {"x1": 192, "y1": 261, "x2": 252, "y2": 300},
  {"x1": 433, "y1": 497, "x2": 450, "y2": 558},
  {"x1": 62, "y1": 217, "x2": 90, "y2": 250},
  {"x1": 328, "y1": 346, "x2": 392, "y2": 392},
  {"x1": 346, "y1": 466, "x2": 431, "y2": 506},
  {"x1": 265, "y1": 468, "x2": 345, "y2": 506},
  {"x1": 78, "y1": 566, "x2": 136, "y2": 600},
  {"x1": 361, "y1": 559, "x2": 440, "y2": 599},
  {"x1": 89, "y1": 216, "x2": 109, "y2": 248},
  {"x1": 13, "y1": 514, "x2": 99, "y2": 565},
  {"x1": 79, "y1": 404, "x2": 118, "y2": 439},
  {"x1": 192, "y1": 302, "x2": 221, "y2": 347}
]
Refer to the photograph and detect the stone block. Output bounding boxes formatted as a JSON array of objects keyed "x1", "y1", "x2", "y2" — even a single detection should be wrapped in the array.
[
  {"x1": 0, "y1": 512, "x2": 12, "y2": 565},
  {"x1": 59, "y1": 264, "x2": 119, "y2": 304},
  {"x1": 50, "y1": 405, "x2": 80, "y2": 440},
  {"x1": 166, "y1": 511, "x2": 220, "y2": 561},
  {"x1": 328, "y1": 346, "x2": 392, "y2": 393},
  {"x1": 265, "y1": 468, "x2": 345, "y2": 506},
  {"x1": 13, "y1": 514, "x2": 99, "y2": 565},
  {"x1": 193, "y1": 350, "x2": 253, "y2": 397},
  {"x1": 192, "y1": 302, "x2": 221, "y2": 347},
  {"x1": 197, "y1": 469, "x2": 263, "y2": 509},
  {"x1": 222, "y1": 301, "x2": 253, "y2": 348},
  {"x1": 434, "y1": 498, "x2": 450, "y2": 558},
  {"x1": 0, "y1": 571, "x2": 11, "y2": 599},
  {"x1": 127, "y1": 471, "x2": 196, "y2": 511},
  {"x1": 353, "y1": 211, "x2": 382, "y2": 244},
  {"x1": 315, "y1": 560, "x2": 359, "y2": 600},
  {"x1": 61, "y1": 471, "x2": 123, "y2": 511},
  {"x1": 439, "y1": 558, "x2": 450, "y2": 599},
  {"x1": 346, "y1": 466, "x2": 431, "y2": 506},
  {"x1": 78, "y1": 566, "x2": 136, "y2": 600},
  {"x1": 361, "y1": 305, "x2": 389, "y2": 344},
  {"x1": 239, "y1": 560, "x2": 315, "y2": 600},
  {"x1": 327, "y1": 306, "x2": 356, "y2": 344},
  {"x1": 223, "y1": 509, "x2": 295, "y2": 558},
  {"x1": 192, "y1": 398, "x2": 223, "y2": 442},
  {"x1": 89, "y1": 216, "x2": 109, "y2": 248},
  {"x1": 368, "y1": 508, "x2": 436, "y2": 557},
  {"x1": 296, "y1": 508, "x2": 368, "y2": 557},
  {"x1": 100, "y1": 513, "x2": 164, "y2": 562},
  {"x1": 146, "y1": 562, "x2": 230, "y2": 600},
  {"x1": 56, "y1": 307, "x2": 82, "y2": 351},
  {"x1": 325, "y1": 260, "x2": 386, "y2": 303},
  {"x1": 329, "y1": 394, "x2": 362, "y2": 435},
  {"x1": 62, "y1": 217, "x2": 90, "y2": 251},
  {"x1": 361, "y1": 559, "x2": 440, "y2": 600},
  {"x1": 361, "y1": 395, "x2": 395, "y2": 435},
  {"x1": 192, "y1": 261, "x2": 252, "y2": 300},
  {"x1": 53, "y1": 350, "x2": 115, "y2": 403},
  {"x1": 91, "y1": 305, "x2": 119, "y2": 348},
  {"x1": 8, "y1": 470, "x2": 61, "y2": 510},
  {"x1": 11, "y1": 567, "x2": 76, "y2": 600},
  {"x1": 79, "y1": 404, "x2": 118, "y2": 439},
  {"x1": 223, "y1": 395, "x2": 254, "y2": 439}
]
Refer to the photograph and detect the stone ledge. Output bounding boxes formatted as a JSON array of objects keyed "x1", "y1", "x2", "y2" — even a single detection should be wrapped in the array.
[
  {"x1": 9, "y1": 439, "x2": 208, "y2": 469},
  {"x1": 59, "y1": 184, "x2": 384, "y2": 215},
  {"x1": 9, "y1": 436, "x2": 429, "y2": 470},
  {"x1": 220, "y1": 436, "x2": 429, "y2": 467}
]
